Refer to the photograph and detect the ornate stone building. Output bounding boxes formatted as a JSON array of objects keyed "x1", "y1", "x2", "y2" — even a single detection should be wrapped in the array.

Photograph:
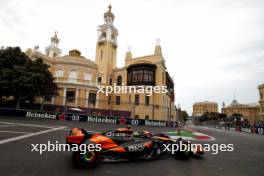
[
  {"x1": 222, "y1": 99, "x2": 261, "y2": 125},
  {"x1": 26, "y1": 5, "x2": 176, "y2": 121},
  {"x1": 192, "y1": 101, "x2": 218, "y2": 116}
]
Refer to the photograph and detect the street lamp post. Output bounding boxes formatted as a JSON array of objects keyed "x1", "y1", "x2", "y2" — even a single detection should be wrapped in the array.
[{"x1": 234, "y1": 118, "x2": 237, "y2": 129}]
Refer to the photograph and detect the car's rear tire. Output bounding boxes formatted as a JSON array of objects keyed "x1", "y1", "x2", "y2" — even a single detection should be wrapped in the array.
[{"x1": 72, "y1": 142, "x2": 100, "y2": 169}]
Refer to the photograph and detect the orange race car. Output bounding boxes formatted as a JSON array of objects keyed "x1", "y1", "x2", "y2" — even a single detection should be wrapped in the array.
[{"x1": 66, "y1": 126, "x2": 204, "y2": 169}]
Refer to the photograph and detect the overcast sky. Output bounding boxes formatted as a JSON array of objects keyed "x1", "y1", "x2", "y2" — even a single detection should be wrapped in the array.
[{"x1": 1, "y1": 0, "x2": 263, "y2": 114}]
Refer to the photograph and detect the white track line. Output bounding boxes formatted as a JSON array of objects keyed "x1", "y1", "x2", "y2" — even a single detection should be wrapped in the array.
[
  {"x1": 0, "y1": 130, "x2": 31, "y2": 134},
  {"x1": 0, "y1": 121, "x2": 59, "y2": 129},
  {"x1": 170, "y1": 136, "x2": 195, "y2": 141},
  {"x1": 0, "y1": 125, "x2": 16, "y2": 128},
  {"x1": 0, "y1": 126, "x2": 66, "y2": 145}
]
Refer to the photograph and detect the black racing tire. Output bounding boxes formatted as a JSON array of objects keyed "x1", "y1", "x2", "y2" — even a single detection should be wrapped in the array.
[
  {"x1": 190, "y1": 151, "x2": 203, "y2": 159},
  {"x1": 173, "y1": 150, "x2": 191, "y2": 160},
  {"x1": 146, "y1": 142, "x2": 163, "y2": 160},
  {"x1": 172, "y1": 138, "x2": 190, "y2": 160},
  {"x1": 72, "y1": 141, "x2": 100, "y2": 169}
]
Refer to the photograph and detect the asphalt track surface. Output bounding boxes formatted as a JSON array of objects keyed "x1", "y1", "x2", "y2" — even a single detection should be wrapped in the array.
[{"x1": 0, "y1": 116, "x2": 263, "y2": 176}]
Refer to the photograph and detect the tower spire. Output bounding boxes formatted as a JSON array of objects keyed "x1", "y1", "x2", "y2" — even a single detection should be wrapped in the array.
[
  {"x1": 125, "y1": 45, "x2": 132, "y2": 60},
  {"x1": 97, "y1": 5, "x2": 118, "y2": 46},
  {"x1": 45, "y1": 31, "x2": 61, "y2": 57},
  {"x1": 154, "y1": 38, "x2": 162, "y2": 56},
  {"x1": 108, "y1": 4, "x2": 112, "y2": 12},
  {"x1": 233, "y1": 93, "x2": 236, "y2": 100},
  {"x1": 51, "y1": 31, "x2": 59, "y2": 47}
]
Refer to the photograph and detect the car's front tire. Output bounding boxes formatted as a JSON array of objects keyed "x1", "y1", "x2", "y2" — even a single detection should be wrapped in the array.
[
  {"x1": 145, "y1": 142, "x2": 162, "y2": 160},
  {"x1": 172, "y1": 138, "x2": 190, "y2": 160}
]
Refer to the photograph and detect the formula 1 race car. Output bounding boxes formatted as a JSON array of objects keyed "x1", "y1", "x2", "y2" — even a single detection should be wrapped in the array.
[{"x1": 66, "y1": 126, "x2": 204, "y2": 169}]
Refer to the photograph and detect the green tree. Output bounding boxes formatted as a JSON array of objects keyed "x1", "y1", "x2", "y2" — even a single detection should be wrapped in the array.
[
  {"x1": 0, "y1": 47, "x2": 58, "y2": 108},
  {"x1": 231, "y1": 113, "x2": 243, "y2": 117},
  {"x1": 200, "y1": 112, "x2": 227, "y2": 121},
  {"x1": 179, "y1": 110, "x2": 188, "y2": 123},
  {"x1": 0, "y1": 47, "x2": 28, "y2": 98}
]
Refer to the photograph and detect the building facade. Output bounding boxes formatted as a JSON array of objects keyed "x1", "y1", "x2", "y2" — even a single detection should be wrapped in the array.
[
  {"x1": 192, "y1": 101, "x2": 218, "y2": 116},
  {"x1": 26, "y1": 5, "x2": 176, "y2": 121},
  {"x1": 222, "y1": 99, "x2": 261, "y2": 125},
  {"x1": 258, "y1": 84, "x2": 264, "y2": 122}
]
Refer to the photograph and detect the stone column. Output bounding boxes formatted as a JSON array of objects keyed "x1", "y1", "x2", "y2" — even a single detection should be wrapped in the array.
[
  {"x1": 85, "y1": 90, "x2": 89, "y2": 107},
  {"x1": 75, "y1": 88, "x2": 79, "y2": 106},
  {"x1": 95, "y1": 93, "x2": 99, "y2": 108},
  {"x1": 51, "y1": 96, "x2": 55, "y2": 105}
]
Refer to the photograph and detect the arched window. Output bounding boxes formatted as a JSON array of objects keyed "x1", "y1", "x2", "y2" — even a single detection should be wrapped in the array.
[
  {"x1": 117, "y1": 75, "x2": 122, "y2": 85},
  {"x1": 84, "y1": 72, "x2": 91, "y2": 81},
  {"x1": 68, "y1": 70, "x2": 77, "y2": 83},
  {"x1": 55, "y1": 69, "x2": 63, "y2": 77}
]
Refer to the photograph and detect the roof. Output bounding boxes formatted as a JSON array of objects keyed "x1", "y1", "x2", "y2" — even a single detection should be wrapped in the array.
[
  {"x1": 193, "y1": 101, "x2": 218, "y2": 105},
  {"x1": 226, "y1": 99, "x2": 260, "y2": 108},
  {"x1": 230, "y1": 99, "x2": 240, "y2": 107}
]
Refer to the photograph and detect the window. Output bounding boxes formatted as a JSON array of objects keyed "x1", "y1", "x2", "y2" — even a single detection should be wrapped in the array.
[
  {"x1": 100, "y1": 50, "x2": 103, "y2": 60},
  {"x1": 69, "y1": 70, "x2": 77, "y2": 83},
  {"x1": 66, "y1": 91, "x2": 75, "y2": 103},
  {"x1": 135, "y1": 115, "x2": 139, "y2": 119},
  {"x1": 109, "y1": 78, "x2": 112, "y2": 85},
  {"x1": 162, "y1": 71, "x2": 164, "y2": 84},
  {"x1": 129, "y1": 95, "x2": 131, "y2": 104},
  {"x1": 84, "y1": 72, "x2": 91, "y2": 81},
  {"x1": 117, "y1": 75, "x2": 122, "y2": 85},
  {"x1": 89, "y1": 93, "x2": 96, "y2": 106},
  {"x1": 102, "y1": 33, "x2": 106, "y2": 39},
  {"x1": 55, "y1": 69, "x2": 63, "y2": 77},
  {"x1": 116, "y1": 96, "x2": 120, "y2": 105},
  {"x1": 145, "y1": 96, "x2": 149, "y2": 106},
  {"x1": 97, "y1": 77, "x2": 102, "y2": 83},
  {"x1": 135, "y1": 95, "x2": 139, "y2": 105},
  {"x1": 44, "y1": 96, "x2": 52, "y2": 102},
  {"x1": 145, "y1": 115, "x2": 149, "y2": 119},
  {"x1": 108, "y1": 96, "x2": 112, "y2": 105},
  {"x1": 126, "y1": 64, "x2": 156, "y2": 86}
]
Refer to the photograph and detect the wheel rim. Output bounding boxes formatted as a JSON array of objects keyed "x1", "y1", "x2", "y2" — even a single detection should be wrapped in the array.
[{"x1": 83, "y1": 152, "x2": 95, "y2": 162}]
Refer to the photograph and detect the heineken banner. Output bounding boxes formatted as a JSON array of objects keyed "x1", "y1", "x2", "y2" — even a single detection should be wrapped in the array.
[
  {"x1": 144, "y1": 120, "x2": 167, "y2": 127},
  {"x1": 0, "y1": 109, "x2": 177, "y2": 127},
  {"x1": 122, "y1": 118, "x2": 145, "y2": 126},
  {"x1": 86, "y1": 115, "x2": 118, "y2": 124},
  {"x1": 25, "y1": 111, "x2": 58, "y2": 120},
  {"x1": 62, "y1": 113, "x2": 168, "y2": 127},
  {"x1": 64, "y1": 113, "x2": 88, "y2": 122}
]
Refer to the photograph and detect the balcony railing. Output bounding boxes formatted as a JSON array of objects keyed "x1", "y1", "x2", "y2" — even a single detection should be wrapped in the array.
[{"x1": 54, "y1": 77, "x2": 97, "y2": 87}]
